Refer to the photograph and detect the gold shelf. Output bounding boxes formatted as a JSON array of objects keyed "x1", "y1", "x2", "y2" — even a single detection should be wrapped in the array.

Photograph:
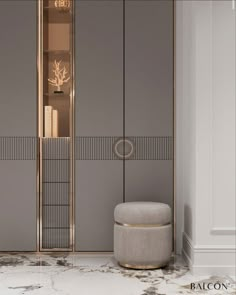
[
  {"x1": 44, "y1": 50, "x2": 71, "y2": 54},
  {"x1": 43, "y1": 6, "x2": 71, "y2": 11},
  {"x1": 44, "y1": 93, "x2": 70, "y2": 98},
  {"x1": 43, "y1": 51, "x2": 71, "y2": 61}
]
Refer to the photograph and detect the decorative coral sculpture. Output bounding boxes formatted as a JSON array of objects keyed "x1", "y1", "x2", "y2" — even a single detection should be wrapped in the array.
[{"x1": 48, "y1": 60, "x2": 70, "y2": 93}]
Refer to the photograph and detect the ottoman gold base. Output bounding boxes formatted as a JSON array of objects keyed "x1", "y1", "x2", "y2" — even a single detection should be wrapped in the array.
[{"x1": 118, "y1": 262, "x2": 167, "y2": 270}]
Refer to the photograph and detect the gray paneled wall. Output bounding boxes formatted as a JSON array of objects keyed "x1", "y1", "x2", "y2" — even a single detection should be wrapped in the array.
[
  {"x1": 0, "y1": 1, "x2": 37, "y2": 251},
  {"x1": 0, "y1": 0, "x2": 173, "y2": 252},
  {"x1": 0, "y1": 1, "x2": 36, "y2": 136},
  {"x1": 125, "y1": 0, "x2": 173, "y2": 136},
  {"x1": 75, "y1": 0, "x2": 173, "y2": 251},
  {"x1": 75, "y1": 0, "x2": 123, "y2": 251},
  {"x1": 125, "y1": 0, "x2": 174, "y2": 206}
]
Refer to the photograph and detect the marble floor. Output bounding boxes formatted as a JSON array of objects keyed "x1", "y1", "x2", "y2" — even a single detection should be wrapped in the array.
[{"x1": 0, "y1": 254, "x2": 235, "y2": 295}]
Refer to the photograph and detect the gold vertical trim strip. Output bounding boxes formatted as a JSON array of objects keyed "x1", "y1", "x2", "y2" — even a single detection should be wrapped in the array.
[
  {"x1": 173, "y1": 0, "x2": 176, "y2": 255},
  {"x1": 36, "y1": 0, "x2": 39, "y2": 253},
  {"x1": 70, "y1": 0, "x2": 75, "y2": 252},
  {"x1": 37, "y1": 0, "x2": 43, "y2": 252}
]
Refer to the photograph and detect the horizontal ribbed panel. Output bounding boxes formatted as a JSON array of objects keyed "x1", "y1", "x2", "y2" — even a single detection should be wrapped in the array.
[
  {"x1": 129, "y1": 137, "x2": 173, "y2": 160},
  {"x1": 76, "y1": 136, "x2": 116, "y2": 160},
  {"x1": 0, "y1": 136, "x2": 173, "y2": 161},
  {"x1": 0, "y1": 137, "x2": 37, "y2": 160},
  {"x1": 42, "y1": 138, "x2": 70, "y2": 159},
  {"x1": 75, "y1": 136, "x2": 173, "y2": 160}
]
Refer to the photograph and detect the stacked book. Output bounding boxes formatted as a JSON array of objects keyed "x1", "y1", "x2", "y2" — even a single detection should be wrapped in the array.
[{"x1": 44, "y1": 106, "x2": 59, "y2": 138}]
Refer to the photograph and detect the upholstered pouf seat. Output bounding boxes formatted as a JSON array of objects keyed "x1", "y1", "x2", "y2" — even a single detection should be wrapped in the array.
[{"x1": 114, "y1": 202, "x2": 172, "y2": 269}]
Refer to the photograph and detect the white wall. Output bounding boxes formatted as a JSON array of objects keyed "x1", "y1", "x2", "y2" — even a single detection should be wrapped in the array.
[{"x1": 176, "y1": 0, "x2": 236, "y2": 275}]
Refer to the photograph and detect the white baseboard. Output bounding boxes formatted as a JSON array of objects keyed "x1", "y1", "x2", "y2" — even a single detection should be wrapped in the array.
[{"x1": 182, "y1": 232, "x2": 236, "y2": 276}]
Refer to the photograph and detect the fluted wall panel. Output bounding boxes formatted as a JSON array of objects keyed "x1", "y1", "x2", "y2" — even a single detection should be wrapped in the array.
[
  {"x1": 0, "y1": 137, "x2": 37, "y2": 160},
  {"x1": 41, "y1": 138, "x2": 71, "y2": 250}
]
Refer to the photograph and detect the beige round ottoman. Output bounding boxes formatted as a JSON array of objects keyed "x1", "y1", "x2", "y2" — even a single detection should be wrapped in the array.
[{"x1": 114, "y1": 202, "x2": 172, "y2": 269}]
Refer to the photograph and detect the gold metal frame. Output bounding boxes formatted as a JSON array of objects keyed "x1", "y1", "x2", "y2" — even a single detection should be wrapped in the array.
[
  {"x1": 115, "y1": 222, "x2": 171, "y2": 228},
  {"x1": 173, "y1": 0, "x2": 176, "y2": 255},
  {"x1": 70, "y1": 0, "x2": 75, "y2": 252},
  {"x1": 37, "y1": 0, "x2": 43, "y2": 253},
  {"x1": 119, "y1": 262, "x2": 167, "y2": 270},
  {"x1": 37, "y1": 0, "x2": 75, "y2": 252}
]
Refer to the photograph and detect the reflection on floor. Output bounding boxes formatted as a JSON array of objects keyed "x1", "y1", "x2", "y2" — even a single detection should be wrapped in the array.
[{"x1": 0, "y1": 254, "x2": 235, "y2": 295}]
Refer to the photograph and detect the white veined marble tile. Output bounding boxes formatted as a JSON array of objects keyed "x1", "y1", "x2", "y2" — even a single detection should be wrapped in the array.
[{"x1": 0, "y1": 254, "x2": 235, "y2": 295}]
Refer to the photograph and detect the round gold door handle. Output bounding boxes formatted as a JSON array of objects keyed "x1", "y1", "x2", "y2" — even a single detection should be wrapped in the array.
[{"x1": 114, "y1": 138, "x2": 134, "y2": 159}]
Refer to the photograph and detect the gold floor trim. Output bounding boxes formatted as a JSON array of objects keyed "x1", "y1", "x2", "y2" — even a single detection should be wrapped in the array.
[
  {"x1": 115, "y1": 221, "x2": 171, "y2": 228},
  {"x1": 119, "y1": 262, "x2": 167, "y2": 270}
]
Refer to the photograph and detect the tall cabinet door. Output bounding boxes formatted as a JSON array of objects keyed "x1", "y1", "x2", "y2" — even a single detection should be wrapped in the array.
[
  {"x1": 0, "y1": 1, "x2": 37, "y2": 251},
  {"x1": 125, "y1": 1, "x2": 174, "y2": 207},
  {"x1": 75, "y1": 0, "x2": 123, "y2": 251}
]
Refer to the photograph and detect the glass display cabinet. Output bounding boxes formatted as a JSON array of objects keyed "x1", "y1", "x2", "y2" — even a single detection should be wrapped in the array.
[{"x1": 38, "y1": 0, "x2": 74, "y2": 251}]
